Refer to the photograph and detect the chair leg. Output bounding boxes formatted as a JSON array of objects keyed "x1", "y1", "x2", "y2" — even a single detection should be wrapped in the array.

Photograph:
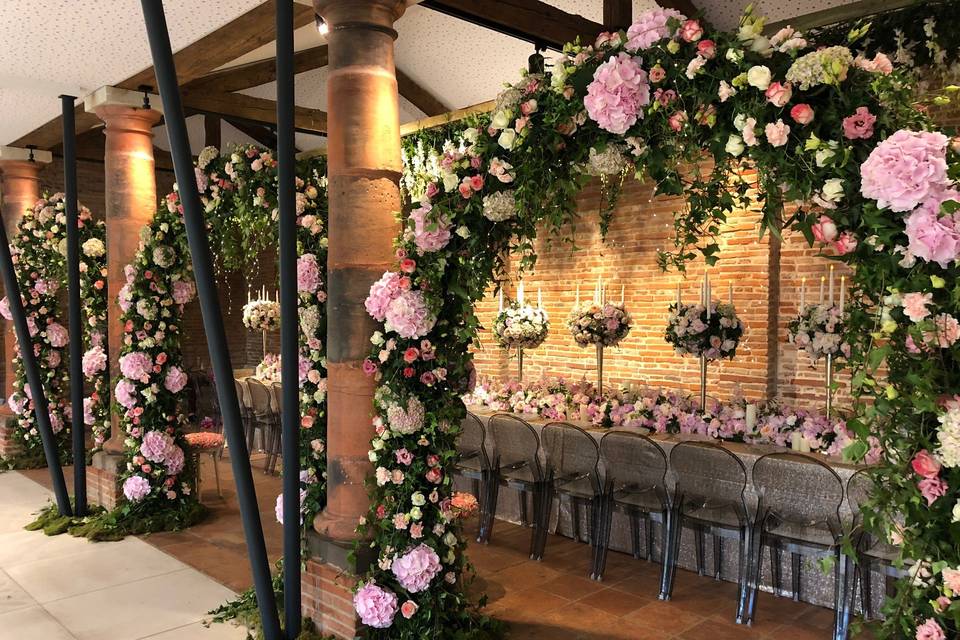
[
  {"x1": 531, "y1": 483, "x2": 551, "y2": 560},
  {"x1": 735, "y1": 525, "x2": 750, "y2": 624},
  {"x1": 519, "y1": 489, "x2": 529, "y2": 527},
  {"x1": 659, "y1": 507, "x2": 682, "y2": 601},
  {"x1": 860, "y1": 556, "x2": 873, "y2": 620},
  {"x1": 694, "y1": 526, "x2": 705, "y2": 576},
  {"x1": 629, "y1": 512, "x2": 641, "y2": 559},
  {"x1": 592, "y1": 495, "x2": 613, "y2": 580},
  {"x1": 571, "y1": 498, "x2": 581, "y2": 543},
  {"x1": 645, "y1": 514, "x2": 655, "y2": 562},
  {"x1": 833, "y1": 549, "x2": 853, "y2": 640},
  {"x1": 792, "y1": 552, "x2": 802, "y2": 602},
  {"x1": 770, "y1": 541, "x2": 783, "y2": 597},
  {"x1": 479, "y1": 476, "x2": 501, "y2": 544},
  {"x1": 713, "y1": 534, "x2": 723, "y2": 581},
  {"x1": 212, "y1": 452, "x2": 222, "y2": 498}
]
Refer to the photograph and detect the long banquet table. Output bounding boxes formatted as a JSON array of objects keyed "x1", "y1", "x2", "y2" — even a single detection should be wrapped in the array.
[{"x1": 459, "y1": 407, "x2": 882, "y2": 612}]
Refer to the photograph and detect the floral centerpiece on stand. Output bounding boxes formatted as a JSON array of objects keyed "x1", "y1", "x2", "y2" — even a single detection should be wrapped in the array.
[
  {"x1": 492, "y1": 300, "x2": 549, "y2": 349},
  {"x1": 665, "y1": 301, "x2": 743, "y2": 360},
  {"x1": 255, "y1": 353, "x2": 281, "y2": 382},
  {"x1": 788, "y1": 303, "x2": 850, "y2": 363},
  {"x1": 567, "y1": 300, "x2": 632, "y2": 347},
  {"x1": 242, "y1": 298, "x2": 280, "y2": 332}
]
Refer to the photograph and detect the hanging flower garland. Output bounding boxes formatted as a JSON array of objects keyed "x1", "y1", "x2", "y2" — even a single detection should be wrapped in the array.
[
  {"x1": 113, "y1": 145, "x2": 329, "y2": 530},
  {"x1": 1, "y1": 193, "x2": 108, "y2": 464},
  {"x1": 351, "y1": 5, "x2": 960, "y2": 637},
  {"x1": 492, "y1": 301, "x2": 549, "y2": 349},
  {"x1": 665, "y1": 301, "x2": 743, "y2": 360}
]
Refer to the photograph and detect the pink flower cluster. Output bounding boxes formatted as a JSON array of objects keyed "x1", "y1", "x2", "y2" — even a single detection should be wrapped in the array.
[
  {"x1": 860, "y1": 130, "x2": 951, "y2": 212},
  {"x1": 912, "y1": 449, "x2": 948, "y2": 506},
  {"x1": 409, "y1": 203, "x2": 451, "y2": 253},
  {"x1": 82, "y1": 345, "x2": 107, "y2": 377},
  {"x1": 584, "y1": 53, "x2": 651, "y2": 135},
  {"x1": 46, "y1": 322, "x2": 68, "y2": 348},
  {"x1": 624, "y1": 8, "x2": 684, "y2": 51},
  {"x1": 365, "y1": 272, "x2": 436, "y2": 339},
  {"x1": 904, "y1": 188, "x2": 960, "y2": 268},
  {"x1": 391, "y1": 544, "x2": 442, "y2": 593},
  {"x1": 122, "y1": 475, "x2": 152, "y2": 502},
  {"x1": 115, "y1": 379, "x2": 138, "y2": 409},
  {"x1": 119, "y1": 351, "x2": 153, "y2": 382},
  {"x1": 353, "y1": 582, "x2": 397, "y2": 629},
  {"x1": 172, "y1": 279, "x2": 195, "y2": 305},
  {"x1": 297, "y1": 253, "x2": 322, "y2": 294},
  {"x1": 164, "y1": 366, "x2": 188, "y2": 393}
]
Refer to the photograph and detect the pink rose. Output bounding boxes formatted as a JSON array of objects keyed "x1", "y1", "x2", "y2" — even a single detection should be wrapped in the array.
[
  {"x1": 457, "y1": 180, "x2": 472, "y2": 199},
  {"x1": 790, "y1": 103, "x2": 814, "y2": 125},
  {"x1": 648, "y1": 65, "x2": 666, "y2": 83},
  {"x1": 856, "y1": 53, "x2": 894, "y2": 75},
  {"x1": 811, "y1": 216, "x2": 838, "y2": 243},
  {"x1": 833, "y1": 232, "x2": 858, "y2": 255},
  {"x1": 764, "y1": 82, "x2": 792, "y2": 108},
  {"x1": 668, "y1": 111, "x2": 687, "y2": 132},
  {"x1": 764, "y1": 119, "x2": 790, "y2": 147},
  {"x1": 400, "y1": 600, "x2": 419, "y2": 619},
  {"x1": 424, "y1": 182, "x2": 439, "y2": 200},
  {"x1": 679, "y1": 19, "x2": 702, "y2": 42},
  {"x1": 912, "y1": 449, "x2": 942, "y2": 478},
  {"x1": 918, "y1": 477, "x2": 948, "y2": 506},
  {"x1": 842, "y1": 106, "x2": 876, "y2": 140},
  {"x1": 902, "y1": 292, "x2": 933, "y2": 323},
  {"x1": 915, "y1": 618, "x2": 946, "y2": 640},
  {"x1": 942, "y1": 568, "x2": 960, "y2": 594},
  {"x1": 697, "y1": 39, "x2": 716, "y2": 59}
]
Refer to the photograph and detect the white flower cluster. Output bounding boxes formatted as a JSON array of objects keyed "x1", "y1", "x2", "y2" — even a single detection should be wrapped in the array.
[
  {"x1": 493, "y1": 303, "x2": 549, "y2": 349},
  {"x1": 785, "y1": 46, "x2": 854, "y2": 90},
  {"x1": 482, "y1": 190, "x2": 516, "y2": 222},
  {"x1": 242, "y1": 299, "x2": 281, "y2": 332},
  {"x1": 938, "y1": 406, "x2": 960, "y2": 468},
  {"x1": 585, "y1": 145, "x2": 628, "y2": 176}
]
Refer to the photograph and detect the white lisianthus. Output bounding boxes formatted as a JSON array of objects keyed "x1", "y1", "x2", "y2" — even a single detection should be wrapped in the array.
[
  {"x1": 462, "y1": 127, "x2": 479, "y2": 144},
  {"x1": 746, "y1": 65, "x2": 771, "y2": 90},
  {"x1": 733, "y1": 113, "x2": 747, "y2": 131},
  {"x1": 953, "y1": 501, "x2": 960, "y2": 523},
  {"x1": 725, "y1": 134, "x2": 745, "y2": 157},
  {"x1": 725, "y1": 48, "x2": 744, "y2": 63},
  {"x1": 455, "y1": 225, "x2": 470, "y2": 239},
  {"x1": 821, "y1": 178, "x2": 845, "y2": 203},
  {"x1": 497, "y1": 128, "x2": 517, "y2": 150}
]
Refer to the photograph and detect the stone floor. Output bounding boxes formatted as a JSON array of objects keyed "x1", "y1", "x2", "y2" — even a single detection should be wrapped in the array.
[
  {"x1": 0, "y1": 470, "x2": 248, "y2": 640},
  {"x1": 19, "y1": 452, "x2": 878, "y2": 639}
]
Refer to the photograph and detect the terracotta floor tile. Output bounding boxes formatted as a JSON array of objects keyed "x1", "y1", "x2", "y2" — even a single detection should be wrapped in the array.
[
  {"x1": 490, "y1": 560, "x2": 565, "y2": 590},
  {"x1": 678, "y1": 618, "x2": 765, "y2": 640},
  {"x1": 541, "y1": 601, "x2": 622, "y2": 635},
  {"x1": 576, "y1": 587, "x2": 652, "y2": 617},
  {"x1": 540, "y1": 574, "x2": 606, "y2": 600},
  {"x1": 623, "y1": 600, "x2": 706, "y2": 636},
  {"x1": 485, "y1": 586, "x2": 568, "y2": 617},
  {"x1": 159, "y1": 540, "x2": 253, "y2": 593}
]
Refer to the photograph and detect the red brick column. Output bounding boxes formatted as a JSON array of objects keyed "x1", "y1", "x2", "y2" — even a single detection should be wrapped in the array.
[
  {"x1": 86, "y1": 95, "x2": 161, "y2": 506},
  {"x1": 0, "y1": 152, "x2": 49, "y2": 458},
  {"x1": 309, "y1": 1, "x2": 406, "y2": 637}
]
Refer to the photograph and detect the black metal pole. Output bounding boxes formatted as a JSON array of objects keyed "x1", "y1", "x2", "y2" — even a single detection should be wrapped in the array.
[
  {"x1": 0, "y1": 206, "x2": 72, "y2": 515},
  {"x1": 276, "y1": 1, "x2": 301, "y2": 636},
  {"x1": 61, "y1": 95, "x2": 87, "y2": 516},
  {"x1": 138, "y1": 2, "x2": 281, "y2": 638}
]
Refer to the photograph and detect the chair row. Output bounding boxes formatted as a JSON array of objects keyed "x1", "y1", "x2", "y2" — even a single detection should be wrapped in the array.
[
  {"x1": 234, "y1": 376, "x2": 284, "y2": 474},
  {"x1": 455, "y1": 412, "x2": 888, "y2": 640}
]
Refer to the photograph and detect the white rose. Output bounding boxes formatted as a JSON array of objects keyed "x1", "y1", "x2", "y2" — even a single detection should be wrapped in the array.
[
  {"x1": 815, "y1": 147, "x2": 836, "y2": 167},
  {"x1": 725, "y1": 134, "x2": 745, "y2": 157},
  {"x1": 491, "y1": 110, "x2": 512, "y2": 130},
  {"x1": 820, "y1": 178, "x2": 845, "y2": 203},
  {"x1": 498, "y1": 128, "x2": 517, "y2": 150},
  {"x1": 455, "y1": 225, "x2": 470, "y2": 239},
  {"x1": 953, "y1": 500, "x2": 960, "y2": 523},
  {"x1": 746, "y1": 65, "x2": 771, "y2": 90},
  {"x1": 462, "y1": 127, "x2": 479, "y2": 143},
  {"x1": 441, "y1": 172, "x2": 459, "y2": 192},
  {"x1": 733, "y1": 113, "x2": 747, "y2": 131}
]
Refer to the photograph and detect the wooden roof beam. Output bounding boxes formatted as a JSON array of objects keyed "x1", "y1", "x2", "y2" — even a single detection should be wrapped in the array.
[
  {"x1": 764, "y1": 0, "x2": 914, "y2": 34},
  {"x1": 182, "y1": 89, "x2": 327, "y2": 135},
  {"x1": 189, "y1": 45, "x2": 330, "y2": 94},
  {"x1": 396, "y1": 68, "x2": 448, "y2": 117},
  {"x1": 657, "y1": 1, "x2": 698, "y2": 19}
]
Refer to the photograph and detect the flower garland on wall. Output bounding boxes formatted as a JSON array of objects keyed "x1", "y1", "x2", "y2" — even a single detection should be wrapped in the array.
[
  {"x1": 112, "y1": 145, "x2": 329, "y2": 532},
  {"x1": 356, "y1": 6, "x2": 958, "y2": 637},
  {"x1": 0, "y1": 194, "x2": 108, "y2": 465}
]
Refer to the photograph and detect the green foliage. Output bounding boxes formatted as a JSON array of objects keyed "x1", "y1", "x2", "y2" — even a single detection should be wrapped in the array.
[{"x1": 24, "y1": 499, "x2": 205, "y2": 542}]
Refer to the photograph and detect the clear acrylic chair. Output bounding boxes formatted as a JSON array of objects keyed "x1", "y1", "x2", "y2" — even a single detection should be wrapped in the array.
[
  {"x1": 535, "y1": 422, "x2": 603, "y2": 567},
  {"x1": 847, "y1": 469, "x2": 907, "y2": 626},
  {"x1": 594, "y1": 431, "x2": 669, "y2": 582},
  {"x1": 456, "y1": 413, "x2": 491, "y2": 542},
  {"x1": 484, "y1": 413, "x2": 544, "y2": 557},
  {"x1": 184, "y1": 372, "x2": 224, "y2": 500},
  {"x1": 662, "y1": 441, "x2": 752, "y2": 624},
  {"x1": 234, "y1": 377, "x2": 255, "y2": 450},
  {"x1": 748, "y1": 452, "x2": 849, "y2": 639},
  {"x1": 246, "y1": 377, "x2": 280, "y2": 474}
]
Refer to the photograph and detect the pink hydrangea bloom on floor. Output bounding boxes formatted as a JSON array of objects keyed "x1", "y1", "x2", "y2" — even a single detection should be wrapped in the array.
[
  {"x1": 46, "y1": 322, "x2": 68, "y2": 348},
  {"x1": 353, "y1": 582, "x2": 398, "y2": 629},
  {"x1": 141, "y1": 430, "x2": 174, "y2": 464},
  {"x1": 391, "y1": 544, "x2": 442, "y2": 593},
  {"x1": 384, "y1": 290, "x2": 436, "y2": 339},
  {"x1": 409, "y1": 203, "x2": 451, "y2": 253},
  {"x1": 860, "y1": 130, "x2": 951, "y2": 212},
  {"x1": 164, "y1": 365, "x2": 188, "y2": 393},
  {"x1": 624, "y1": 8, "x2": 684, "y2": 51},
  {"x1": 119, "y1": 351, "x2": 154, "y2": 381},
  {"x1": 904, "y1": 189, "x2": 960, "y2": 268},
  {"x1": 123, "y1": 475, "x2": 152, "y2": 502},
  {"x1": 584, "y1": 53, "x2": 651, "y2": 135},
  {"x1": 297, "y1": 253, "x2": 322, "y2": 293},
  {"x1": 82, "y1": 345, "x2": 107, "y2": 377}
]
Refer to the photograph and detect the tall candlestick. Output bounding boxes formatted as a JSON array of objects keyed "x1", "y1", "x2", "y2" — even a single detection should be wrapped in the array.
[
  {"x1": 819, "y1": 276, "x2": 825, "y2": 304},
  {"x1": 499, "y1": 288, "x2": 503, "y2": 312},
  {"x1": 518, "y1": 280, "x2": 524, "y2": 304},
  {"x1": 728, "y1": 282, "x2": 733, "y2": 305},
  {"x1": 576, "y1": 283, "x2": 580, "y2": 306},
  {"x1": 839, "y1": 276, "x2": 845, "y2": 309},
  {"x1": 829, "y1": 265, "x2": 835, "y2": 305},
  {"x1": 706, "y1": 273, "x2": 711, "y2": 319},
  {"x1": 800, "y1": 277, "x2": 806, "y2": 309},
  {"x1": 538, "y1": 287, "x2": 542, "y2": 308},
  {"x1": 676, "y1": 281, "x2": 681, "y2": 307}
]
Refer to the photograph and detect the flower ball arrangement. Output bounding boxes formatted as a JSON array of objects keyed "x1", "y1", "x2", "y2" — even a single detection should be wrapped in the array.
[
  {"x1": 492, "y1": 301, "x2": 549, "y2": 350},
  {"x1": 242, "y1": 299, "x2": 280, "y2": 332},
  {"x1": 665, "y1": 301, "x2": 743, "y2": 360},
  {"x1": 788, "y1": 303, "x2": 849, "y2": 363},
  {"x1": 567, "y1": 301, "x2": 632, "y2": 347}
]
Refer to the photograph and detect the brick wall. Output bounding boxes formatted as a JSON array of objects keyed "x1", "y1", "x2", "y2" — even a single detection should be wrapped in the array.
[
  {"x1": 302, "y1": 559, "x2": 360, "y2": 640},
  {"x1": 0, "y1": 417, "x2": 18, "y2": 459}
]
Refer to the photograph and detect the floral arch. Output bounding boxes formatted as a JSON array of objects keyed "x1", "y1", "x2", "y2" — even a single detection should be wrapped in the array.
[
  {"x1": 353, "y1": 7, "x2": 960, "y2": 639},
  {"x1": 1, "y1": 193, "x2": 108, "y2": 466},
  {"x1": 108, "y1": 144, "x2": 329, "y2": 530}
]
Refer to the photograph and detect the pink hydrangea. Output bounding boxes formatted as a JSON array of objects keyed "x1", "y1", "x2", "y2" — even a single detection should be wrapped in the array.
[
  {"x1": 141, "y1": 430, "x2": 174, "y2": 463},
  {"x1": 115, "y1": 379, "x2": 138, "y2": 409},
  {"x1": 46, "y1": 322, "x2": 68, "y2": 348},
  {"x1": 172, "y1": 280, "x2": 195, "y2": 305},
  {"x1": 122, "y1": 475, "x2": 152, "y2": 502},
  {"x1": 0, "y1": 297, "x2": 11, "y2": 320},
  {"x1": 164, "y1": 444, "x2": 185, "y2": 475},
  {"x1": 904, "y1": 189, "x2": 960, "y2": 268},
  {"x1": 119, "y1": 351, "x2": 153, "y2": 381},
  {"x1": 625, "y1": 8, "x2": 685, "y2": 51},
  {"x1": 384, "y1": 290, "x2": 436, "y2": 339},
  {"x1": 584, "y1": 53, "x2": 651, "y2": 135},
  {"x1": 353, "y1": 582, "x2": 398, "y2": 629},
  {"x1": 297, "y1": 253, "x2": 322, "y2": 293},
  {"x1": 928, "y1": 314, "x2": 960, "y2": 348},
  {"x1": 274, "y1": 488, "x2": 307, "y2": 525},
  {"x1": 918, "y1": 476, "x2": 948, "y2": 505},
  {"x1": 409, "y1": 203, "x2": 451, "y2": 253},
  {"x1": 164, "y1": 366, "x2": 188, "y2": 393},
  {"x1": 860, "y1": 130, "x2": 951, "y2": 212},
  {"x1": 82, "y1": 345, "x2": 107, "y2": 377},
  {"x1": 391, "y1": 544, "x2": 442, "y2": 593},
  {"x1": 118, "y1": 283, "x2": 133, "y2": 312},
  {"x1": 915, "y1": 618, "x2": 946, "y2": 640},
  {"x1": 365, "y1": 272, "x2": 405, "y2": 322},
  {"x1": 83, "y1": 397, "x2": 95, "y2": 425}
]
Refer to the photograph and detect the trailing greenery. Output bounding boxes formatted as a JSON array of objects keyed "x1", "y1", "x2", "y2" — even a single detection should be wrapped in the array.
[{"x1": 25, "y1": 498, "x2": 206, "y2": 542}]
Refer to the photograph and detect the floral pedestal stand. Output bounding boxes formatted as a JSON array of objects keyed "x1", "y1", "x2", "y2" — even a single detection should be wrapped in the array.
[
  {"x1": 517, "y1": 347, "x2": 524, "y2": 382},
  {"x1": 824, "y1": 353, "x2": 834, "y2": 419},
  {"x1": 699, "y1": 354, "x2": 708, "y2": 413},
  {"x1": 596, "y1": 344, "x2": 604, "y2": 397}
]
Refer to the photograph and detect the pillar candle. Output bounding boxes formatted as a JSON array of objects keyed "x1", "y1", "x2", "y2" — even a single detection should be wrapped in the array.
[
  {"x1": 676, "y1": 281, "x2": 681, "y2": 307},
  {"x1": 538, "y1": 287, "x2": 542, "y2": 308},
  {"x1": 706, "y1": 273, "x2": 711, "y2": 319},
  {"x1": 840, "y1": 276, "x2": 845, "y2": 309},
  {"x1": 499, "y1": 288, "x2": 503, "y2": 312},
  {"x1": 728, "y1": 282, "x2": 733, "y2": 305},
  {"x1": 800, "y1": 277, "x2": 806, "y2": 309},
  {"x1": 620, "y1": 285, "x2": 624, "y2": 305},
  {"x1": 819, "y1": 276, "x2": 825, "y2": 304},
  {"x1": 576, "y1": 283, "x2": 580, "y2": 306},
  {"x1": 518, "y1": 280, "x2": 524, "y2": 304},
  {"x1": 829, "y1": 265, "x2": 834, "y2": 305},
  {"x1": 745, "y1": 403, "x2": 757, "y2": 430},
  {"x1": 791, "y1": 431, "x2": 802, "y2": 451}
]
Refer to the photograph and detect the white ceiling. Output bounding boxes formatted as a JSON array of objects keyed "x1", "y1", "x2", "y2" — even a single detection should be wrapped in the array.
[{"x1": 1, "y1": 0, "x2": 862, "y2": 150}]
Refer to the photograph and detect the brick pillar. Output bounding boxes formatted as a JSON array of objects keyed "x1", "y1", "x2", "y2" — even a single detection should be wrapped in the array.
[
  {"x1": 86, "y1": 89, "x2": 162, "y2": 505},
  {"x1": 0, "y1": 149, "x2": 50, "y2": 459},
  {"x1": 309, "y1": 1, "x2": 405, "y2": 637}
]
